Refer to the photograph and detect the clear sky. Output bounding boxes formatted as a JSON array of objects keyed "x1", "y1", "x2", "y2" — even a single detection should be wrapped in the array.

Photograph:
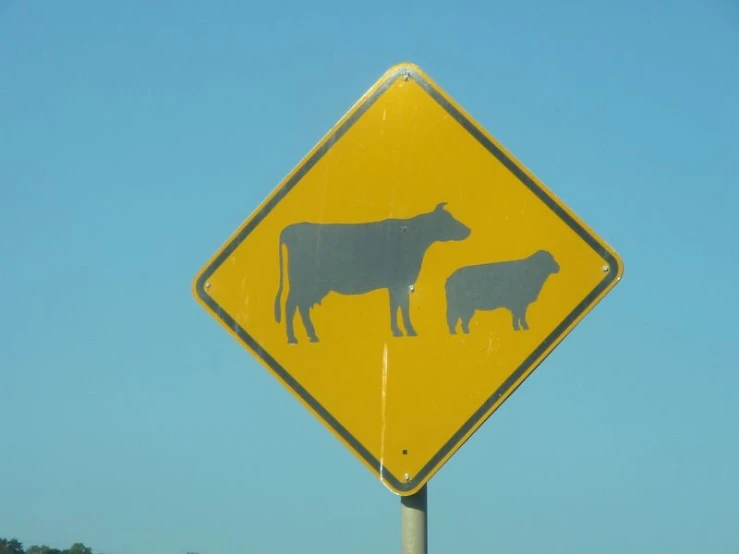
[{"x1": 1, "y1": 1, "x2": 737, "y2": 553}]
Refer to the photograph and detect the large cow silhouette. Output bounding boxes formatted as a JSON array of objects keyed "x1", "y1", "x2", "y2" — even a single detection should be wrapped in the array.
[{"x1": 274, "y1": 202, "x2": 471, "y2": 344}]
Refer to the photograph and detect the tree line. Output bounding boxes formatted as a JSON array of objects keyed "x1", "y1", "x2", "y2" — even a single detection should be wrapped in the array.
[
  {"x1": 0, "y1": 539, "x2": 97, "y2": 554},
  {"x1": 0, "y1": 540, "x2": 199, "y2": 554}
]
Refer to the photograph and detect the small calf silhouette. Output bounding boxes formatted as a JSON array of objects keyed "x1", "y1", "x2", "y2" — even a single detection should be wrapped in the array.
[
  {"x1": 274, "y1": 202, "x2": 471, "y2": 344},
  {"x1": 445, "y1": 250, "x2": 560, "y2": 334}
]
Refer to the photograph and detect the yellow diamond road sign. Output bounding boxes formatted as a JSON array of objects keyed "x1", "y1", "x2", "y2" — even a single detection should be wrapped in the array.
[{"x1": 193, "y1": 63, "x2": 623, "y2": 496}]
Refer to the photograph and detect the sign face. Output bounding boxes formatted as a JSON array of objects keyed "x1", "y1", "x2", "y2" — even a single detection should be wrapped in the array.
[{"x1": 193, "y1": 63, "x2": 623, "y2": 496}]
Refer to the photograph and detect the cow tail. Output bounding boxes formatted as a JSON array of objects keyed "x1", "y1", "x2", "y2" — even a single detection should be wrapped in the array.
[{"x1": 274, "y1": 231, "x2": 285, "y2": 322}]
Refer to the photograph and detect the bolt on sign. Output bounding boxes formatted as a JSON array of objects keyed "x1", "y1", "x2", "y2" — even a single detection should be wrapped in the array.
[{"x1": 193, "y1": 63, "x2": 623, "y2": 496}]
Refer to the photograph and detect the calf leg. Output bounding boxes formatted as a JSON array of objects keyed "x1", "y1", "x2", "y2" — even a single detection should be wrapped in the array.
[
  {"x1": 511, "y1": 309, "x2": 520, "y2": 331},
  {"x1": 511, "y1": 306, "x2": 529, "y2": 331},
  {"x1": 446, "y1": 304, "x2": 459, "y2": 335},
  {"x1": 298, "y1": 305, "x2": 320, "y2": 343},
  {"x1": 460, "y1": 313, "x2": 472, "y2": 334},
  {"x1": 519, "y1": 306, "x2": 529, "y2": 331}
]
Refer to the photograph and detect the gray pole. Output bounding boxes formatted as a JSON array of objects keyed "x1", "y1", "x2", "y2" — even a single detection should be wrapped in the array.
[{"x1": 401, "y1": 484, "x2": 428, "y2": 554}]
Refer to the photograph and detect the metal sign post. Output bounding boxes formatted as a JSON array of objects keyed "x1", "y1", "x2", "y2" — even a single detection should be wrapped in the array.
[{"x1": 401, "y1": 485, "x2": 427, "y2": 554}]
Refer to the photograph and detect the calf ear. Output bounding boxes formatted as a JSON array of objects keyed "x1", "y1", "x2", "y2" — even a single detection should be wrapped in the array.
[{"x1": 435, "y1": 202, "x2": 448, "y2": 212}]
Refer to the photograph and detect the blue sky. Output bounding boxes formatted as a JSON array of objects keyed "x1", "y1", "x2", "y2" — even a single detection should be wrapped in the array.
[{"x1": 1, "y1": 1, "x2": 737, "y2": 553}]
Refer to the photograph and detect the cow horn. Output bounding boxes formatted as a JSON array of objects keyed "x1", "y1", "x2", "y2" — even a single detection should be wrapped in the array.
[{"x1": 435, "y1": 202, "x2": 448, "y2": 211}]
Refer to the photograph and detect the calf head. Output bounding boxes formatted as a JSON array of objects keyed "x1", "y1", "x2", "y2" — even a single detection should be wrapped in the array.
[{"x1": 532, "y1": 250, "x2": 560, "y2": 275}]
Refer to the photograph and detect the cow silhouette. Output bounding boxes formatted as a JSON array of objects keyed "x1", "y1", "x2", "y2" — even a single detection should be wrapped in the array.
[
  {"x1": 445, "y1": 250, "x2": 560, "y2": 334},
  {"x1": 274, "y1": 202, "x2": 471, "y2": 344}
]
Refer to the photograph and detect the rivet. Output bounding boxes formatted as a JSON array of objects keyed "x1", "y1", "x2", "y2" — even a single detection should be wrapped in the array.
[
  {"x1": 602, "y1": 265, "x2": 610, "y2": 273},
  {"x1": 403, "y1": 72, "x2": 410, "y2": 81},
  {"x1": 409, "y1": 285, "x2": 415, "y2": 292},
  {"x1": 404, "y1": 473, "x2": 411, "y2": 482},
  {"x1": 205, "y1": 282, "x2": 211, "y2": 290}
]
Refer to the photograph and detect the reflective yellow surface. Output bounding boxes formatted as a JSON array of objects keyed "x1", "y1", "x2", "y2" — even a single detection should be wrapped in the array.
[{"x1": 193, "y1": 63, "x2": 623, "y2": 495}]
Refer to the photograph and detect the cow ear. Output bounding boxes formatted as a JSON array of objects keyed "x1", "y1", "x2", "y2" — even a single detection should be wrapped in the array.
[{"x1": 435, "y1": 202, "x2": 448, "y2": 212}]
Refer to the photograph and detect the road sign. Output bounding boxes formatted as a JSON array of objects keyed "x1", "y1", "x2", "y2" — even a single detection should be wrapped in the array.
[{"x1": 193, "y1": 62, "x2": 623, "y2": 496}]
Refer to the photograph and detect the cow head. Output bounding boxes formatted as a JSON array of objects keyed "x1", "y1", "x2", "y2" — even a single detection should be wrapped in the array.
[{"x1": 425, "y1": 202, "x2": 471, "y2": 242}]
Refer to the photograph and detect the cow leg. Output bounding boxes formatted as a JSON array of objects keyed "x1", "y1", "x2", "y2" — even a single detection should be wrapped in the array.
[
  {"x1": 399, "y1": 289, "x2": 417, "y2": 337},
  {"x1": 298, "y1": 305, "x2": 319, "y2": 343},
  {"x1": 285, "y1": 294, "x2": 299, "y2": 344},
  {"x1": 389, "y1": 290, "x2": 403, "y2": 337}
]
